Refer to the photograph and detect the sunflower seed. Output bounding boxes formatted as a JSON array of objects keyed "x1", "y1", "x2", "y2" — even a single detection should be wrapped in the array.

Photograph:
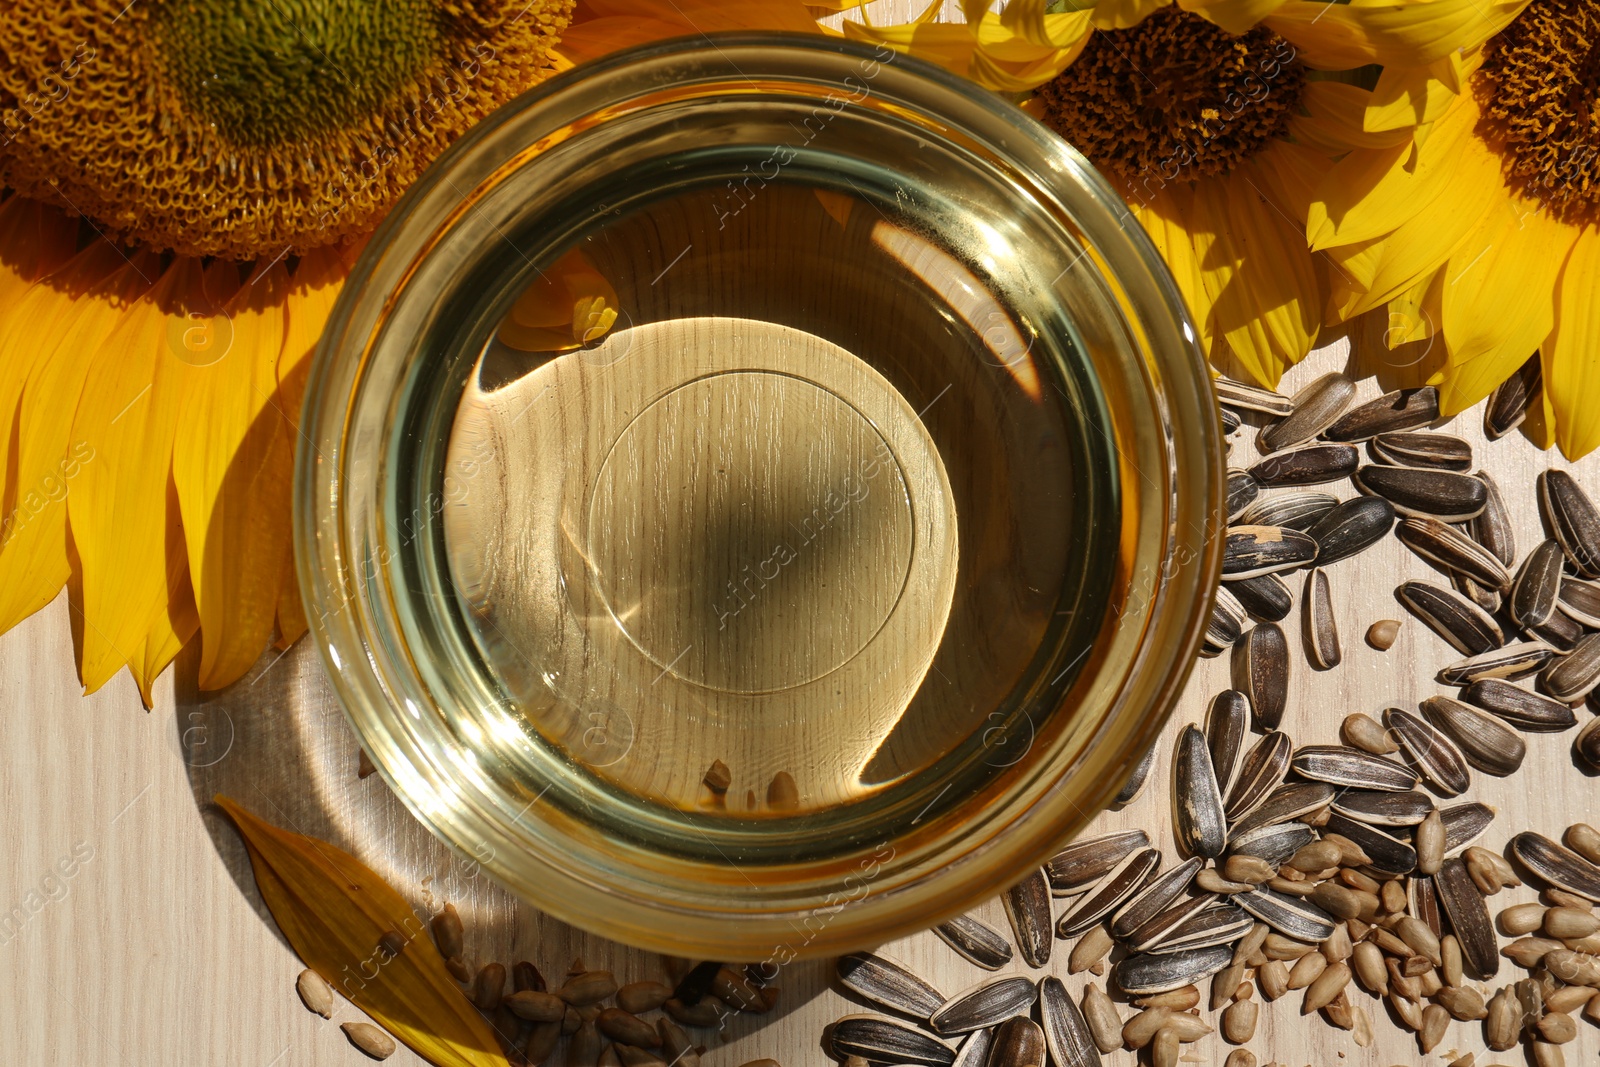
[
  {"x1": 1114, "y1": 947, "x2": 1234, "y2": 996},
  {"x1": 951, "y1": 1027, "x2": 994, "y2": 1067},
  {"x1": 1067, "y1": 924, "x2": 1114, "y2": 975},
  {"x1": 1510, "y1": 540, "x2": 1568, "y2": 628},
  {"x1": 1112, "y1": 857, "x2": 1204, "y2": 940},
  {"x1": 1222, "y1": 526, "x2": 1320, "y2": 580},
  {"x1": 985, "y1": 1016, "x2": 1044, "y2": 1067},
  {"x1": 1046, "y1": 831, "x2": 1153, "y2": 895},
  {"x1": 1420, "y1": 696, "x2": 1525, "y2": 776},
  {"x1": 1575, "y1": 716, "x2": 1600, "y2": 771},
  {"x1": 1330, "y1": 789, "x2": 1432, "y2": 826},
  {"x1": 1226, "y1": 469, "x2": 1261, "y2": 521},
  {"x1": 1355, "y1": 465, "x2": 1488, "y2": 522},
  {"x1": 1370, "y1": 430, "x2": 1472, "y2": 472},
  {"x1": 1057, "y1": 849, "x2": 1162, "y2": 938},
  {"x1": 296, "y1": 969, "x2": 334, "y2": 1018},
  {"x1": 1115, "y1": 745, "x2": 1157, "y2": 806},
  {"x1": 1229, "y1": 782, "x2": 1336, "y2": 836},
  {"x1": 1228, "y1": 821, "x2": 1316, "y2": 867},
  {"x1": 1439, "y1": 801, "x2": 1495, "y2": 854},
  {"x1": 342, "y1": 1022, "x2": 397, "y2": 1060},
  {"x1": 1540, "y1": 470, "x2": 1600, "y2": 577},
  {"x1": 833, "y1": 1016, "x2": 955, "y2": 1067},
  {"x1": 930, "y1": 977, "x2": 1038, "y2": 1035},
  {"x1": 1396, "y1": 580, "x2": 1504, "y2": 655},
  {"x1": 1260, "y1": 373, "x2": 1355, "y2": 452},
  {"x1": 1236, "y1": 887, "x2": 1336, "y2": 942},
  {"x1": 1302, "y1": 498, "x2": 1394, "y2": 571},
  {"x1": 935, "y1": 915, "x2": 1014, "y2": 970},
  {"x1": 1221, "y1": 406, "x2": 1242, "y2": 433},
  {"x1": 1435, "y1": 857, "x2": 1499, "y2": 980},
  {"x1": 1216, "y1": 378, "x2": 1293, "y2": 416},
  {"x1": 1543, "y1": 632, "x2": 1600, "y2": 702},
  {"x1": 1397, "y1": 516, "x2": 1512, "y2": 592},
  {"x1": 1172, "y1": 725, "x2": 1227, "y2": 859},
  {"x1": 1232, "y1": 624, "x2": 1288, "y2": 729},
  {"x1": 1485, "y1": 355, "x2": 1540, "y2": 439},
  {"x1": 1037, "y1": 977, "x2": 1099, "y2": 1067},
  {"x1": 1223, "y1": 731, "x2": 1291, "y2": 822},
  {"x1": 838, "y1": 954, "x2": 945, "y2": 1020},
  {"x1": 1461, "y1": 677, "x2": 1576, "y2": 731},
  {"x1": 1205, "y1": 691, "x2": 1249, "y2": 796},
  {"x1": 1204, "y1": 593, "x2": 1242, "y2": 655},
  {"x1": 1558, "y1": 577, "x2": 1600, "y2": 627},
  {"x1": 1290, "y1": 745, "x2": 1418, "y2": 791},
  {"x1": 1249, "y1": 444, "x2": 1360, "y2": 487},
  {"x1": 1323, "y1": 812, "x2": 1418, "y2": 874},
  {"x1": 1237, "y1": 491, "x2": 1339, "y2": 532},
  {"x1": 1439, "y1": 642, "x2": 1556, "y2": 685},
  {"x1": 1079, "y1": 984, "x2": 1121, "y2": 1054},
  {"x1": 1325, "y1": 386, "x2": 1439, "y2": 441},
  {"x1": 1415, "y1": 808, "x2": 1446, "y2": 875},
  {"x1": 1127, "y1": 895, "x2": 1221, "y2": 953},
  {"x1": 1302, "y1": 568, "x2": 1340, "y2": 670},
  {"x1": 1464, "y1": 472, "x2": 1517, "y2": 569},
  {"x1": 1229, "y1": 573, "x2": 1293, "y2": 622},
  {"x1": 1407, "y1": 873, "x2": 1442, "y2": 940},
  {"x1": 1003, "y1": 870, "x2": 1054, "y2": 967},
  {"x1": 1530, "y1": 605, "x2": 1586, "y2": 650},
  {"x1": 1383, "y1": 707, "x2": 1471, "y2": 796},
  {"x1": 1511, "y1": 832, "x2": 1600, "y2": 901},
  {"x1": 1153, "y1": 903, "x2": 1254, "y2": 953},
  {"x1": 1341, "y1": 712, "x2": 1398, "y2": 754}
]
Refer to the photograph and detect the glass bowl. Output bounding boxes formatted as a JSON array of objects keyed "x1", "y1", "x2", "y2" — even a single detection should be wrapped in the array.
[{"x1": 296, "y1": 33, "x2": 1223, "y2": 959}]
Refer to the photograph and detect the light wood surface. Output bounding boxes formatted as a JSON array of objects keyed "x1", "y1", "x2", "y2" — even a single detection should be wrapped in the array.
[{"x1": 3, "y1": 336, "x2": 1598, "y2": 1067}]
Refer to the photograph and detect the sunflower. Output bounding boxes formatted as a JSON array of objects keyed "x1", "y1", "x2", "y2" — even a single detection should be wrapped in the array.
[
  {"x1": 1307, "y1": 0, "x2": 1600, "y2": 459},
  {"x1": 1019, "y1": 0, "x2": 1529, "y2": 388},
  {"x1": 0, "y1": 0, "x2": 572, "y2": 702}
]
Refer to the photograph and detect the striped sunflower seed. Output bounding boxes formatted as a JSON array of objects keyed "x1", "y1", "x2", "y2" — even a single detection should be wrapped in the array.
[
  {"x1": 1383, "y1": 707, "x2": 1471, "y2": 797},
  {"x1": 929, "y1": 976, "x2": 1038, "y2": 1035},
  {"x1": 1304, "y1": 496, "x2": 1396, "y2": 566},
  {"x1": 1470, "y1": 469, "x2": 1517, "y2": 565},
  {"x1": 1462, "y1": 677, "x2": 1577, "y2": 730},
  {"x1": 1003, "y1": 870, "x2": 1054, "y2": 967},
  {"x1": 1236, "y1": 887, "x2": 1336, "y2": 942},
  {"x1": 1249, "y1": 443, "x2": 1360, "y2": 488},
  {"x1": 935, "y1": 915, "x2": 1014, "y2": 971},
  {"x1": 1420, "y1": 696, "x2": 1525, "y2": 776},
  {"x1": 1114, "y1": 947, "x2": 1234, "y2": 996},
  {"x1": 1148, "y1": 903, "x2": 1253, "y2": 953},
  {"x1": 1370, "y1": 431, "x2": 1472, "y2": 471},
  {"x1": 1484, "y1": 355, "x2": 1540, "y2": 439},
  {"x1": 1324, "y1": 386, "x2": 1439, "y2": 441},
  {"x1": 837, "y1": 953, "x2": 945, "y2": 1020},
  {"x1": 1558, "y1": 576, "x2": 1600, "y2": 628},
  {"x1": 951, "y1": 1027, "x2": 994, "y2": 1067},
  {"x1": 1510, "y1": 832, "x2": 1600, "y2": 901},
  {"x1": 1227, "y1": 822, "x2": 1316, "y2": 867},
  {"x1": 985, "y1": 1016, "x2": 1045, "y2": 1067},
  {"x1": 1440, "y1": 801, "x2": 1496, "y2": 854},
  {"x1": 1229, "y1": 573, "x2": 1293, "y2": 622},
  {"x1": 1215, "y1": 378, "x2": 1293, "y2": 416},
  {"x1": 1237, "y1": 491, "x2": 1339, "y2": 532},
  {"x1": 1205, "y1": 690, "x2": 1249, "y2": 796},
  {"x1": 1228, "y1": 782, "x2": 1335, "y2": 837},
  {"x1": 1037, "y1": 977, "x2": 1100, "y2": 1067},
  {"x1": 1354, "y1": 465, "x2": 1488, "y2": 522},
  {"x1": 1290, "y1": 745, "x2": 1418, "y2": 791},
  {"x1": 1530, "y1": 605, "x2": 1585, "y2": 651},
  {"x1": 1047, "y1": 831, "x2": 1153, "y2": 895},
  {"x1": 1395, "y1": 580, "x2": 1504, "y2": 656},
  {"x1": 1438, "y1": 642, "x2": 1556, "y2": 686},
  {"x1": 1126, "y1": 894, "x2": 1218, "y2": 953},
  {"x1": 1056, "y1": 849, "x2": 1162, "y2": 938},
  {"x1": 1223, "y1": 731, "x2": 1291, "y2": 822},
  {"x1": 1172, "y1": 725, "x2": 1226, "y2": 859},
  {"x1": 1303, "y1": 568, "x2": 1340, "y2": 670},
  {"x1": 1409, "y1": 873, "x2": 1442, "y2": 940},
  {"x1": 1397, "y1": 516, "x2": 1512, "y2": 592},
  {"x1": 1322, "y1": 812, "x2": 1418, "y2": 875},
  {"x1": 1576, "y1": 716, "x2": 1600, "y2": 772},
  {"x1": 832, "y1": 1016, "x2": 955, "y2": 1067},
  {"x1": 1111, "y1": 857, "x2": 1204, "y2": 940},
  {"x1": 1226, "y1": 470, "x2": 1260, "y2": 525},
  {"x1": 1539, "y1": 470, "x2": 1600, "y2": 578},
  {"x1": 1205, "y1": 589, "x2": 1245, "y2": 654},
  {"x1": 1259, "y1": 373, "x2": 1355, "y2": 452},
  {"x1": 1512, "y1": 540, "x2": 1567, "y2": 628},
  {"x1": 1542, "y1": 632, "x2": 1600, "y2": 703},
  {"x1": 1222, "y1": 526, "x2": 1320, "y2": 580},
  {"x1": 1232, "y1": 624, "x2": 1288, "y2": 730},
  {"x1": 1115, "y1": 745, "x2": 1157, "y2": 806},
  {"x1": 1434, "y1": 857, "x2": 1499, "y2": 980},
  {"x1": 1330, "y1": 789, "x2": 1432, "y2": 826},
  {"x1": 1220, "y1": 406, "x2": 1242, "y2": 433}
]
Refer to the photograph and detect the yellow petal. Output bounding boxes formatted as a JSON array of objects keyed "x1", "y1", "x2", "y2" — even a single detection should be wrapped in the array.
[
  {"x1": 499, "y1": 248, "x2": 621, "y2": 353},
  {"x1": 216, "y1": 797, "x2": 511, "y2": 1067},
  {"x1": 1267, "y1": 0, "x2": 1528, "y2": 70},
  {"x1": 1364, "y1": 52, "x2": 1478, "y2": 132},
  {"x1": 550, "y1": 16, "x2": 701, "y2": 65},
  {"x1": 1290, "y1": 82, "x2": 1413, "y2": 154},
  {"x1": 1090, "y1": 0, "x2": 1168, "y2": 29},
  {"x1": 1131, "y1": 185, "x2": 1215, "y2": 359},
  {"x1": 582, "y1": 0, "x2": 825, "y2": 31},
  {"x1": 275, "y1": 543, "x2": 308, "y2": 649},
  {"x1": 1542, "y1": 227, "x2": 1600, "y2": 460},
  {"x1": 130, "y1": 480, "x2": 200, "y2": 708},
  {"x1": 1182, "y1": 0, "x2": 1292, "y2": 36},
  {"x1": 277, "y1": 245, "x2": 355, "y2": 431}
]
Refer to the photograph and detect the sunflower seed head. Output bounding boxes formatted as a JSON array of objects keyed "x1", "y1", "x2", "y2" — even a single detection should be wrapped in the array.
[
  {"x1": 1420, "y1": 696, "x2": 1525, "y2": 777},
  {"x1": 1237, "y1": 491, "x2": 1339, "y2": 532},
  {"x1": 1370, "y1": 430, "x2": 1472, "y2": 471},
  {"x1": 1355, "y1": 465, "x2": 1488, "y2": 522},
  {"x1": 1002, "y1": 870, "x2": 1053, "y2": 968},
  {"x1": 1036, "y1": 977, "x2": 1100, "y2": 1067},
  {"x1": 1114, "y1": 947, "x2": 1234, "y2": 996},
  {"x1": 1223, "y1": 731, "x2": 1291, "y2": 822},
  {"x1": 1539, "y1": 470, "x2": 1600, "y2": 578},
  {"x1": 1303, "y1": 568, "x2": 1341, "y2": 670},
  {"x1": 1434, "y1": 857, "x2": 1500, "y2": 980},
  {"x1": 1511, "y1": 832, "x2": 1600, "y2": 902},
  {"x1": 1172, "y1": 725, "x2": 1226, "y2": 858},
  {"x1": 935, "y1": 915, "x2": 1014, "y2": 971},
  {"x1": 837, "y1": 953, "x2": 946, "y2": 1021},
  {"x1": 832, "y1": 1016, "x2": 956, "y2": 1067},
  {"x1": 1226, "y1": 468, "x2": 1261, "y2": 522},
  {"x1": 1542, "y1": 632, "x2": 1600, "y2": 703},
  {"x1": 1470, "y1": 470, "x2": 1517, "y2": 565},
  {"x1": 1290, "y1": 745, "x2": 1418, "y2": 791},
  {"x1": 1330, "y1": 789, "x2": 1432, "y2": 826},
  {"x1": 1222, "y1": 525, "x2": 1320, "y2": 580},
  {"x1": 1396, "y1": 580, "x2": 1505, "y2": 656},
  {"x1": 986, "y1": 1016, "x2": 1045, "y2": 1067},
  {"x1": 1484, "y1": 356, "x2": 1540, "y2": 439},
  {"x1": 1249, "y1": 443, "x2": 1360, "y2": 488},
  {"x1": 929, "y1": 977, "x2": 1037, "y2": 1035},
  {"x1": 1115, "y1": 745, "x2": 1158, "y2": 806},
  {"x1": 1383, "y1": 707, "x2": 1472, "y2": 797},
  {"x1": 1232, "y1": 624, "x2": 1288, "y2": 729},
  {"x1": 1229, "y1": 573, "x2": 1293, "y2": 622},
  {"x1": 1325, "y1": 386, "x2": 1440, "y2": 441},
  {"x1": 1259, "y1": 373, "x2": 1355, "y2": 452},
  {"x1": 1397, "y1": 516, "x2": 1512, "y2": 592},
  {"x1": 1056, "y1": 849, "x2": 1162, "y2": 938},
  {"x1": 1112, "y1": 857, "x2": 1204, "y2": 940}
]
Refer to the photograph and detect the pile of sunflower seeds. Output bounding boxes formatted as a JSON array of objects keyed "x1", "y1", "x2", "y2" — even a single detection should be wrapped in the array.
[{"x1": 824, "y1": 364, "x2": 1600, "y2": 1067}]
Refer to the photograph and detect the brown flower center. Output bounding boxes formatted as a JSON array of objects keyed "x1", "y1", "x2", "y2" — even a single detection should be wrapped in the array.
[
  {"x1": 1036, "y1": 8, "x2": 1305, "y2": 191},
  {"x1": 1479, "y1": 0, "x2": 1600, "y2": 223}
]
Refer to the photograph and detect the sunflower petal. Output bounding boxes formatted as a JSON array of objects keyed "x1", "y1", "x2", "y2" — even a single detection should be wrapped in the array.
[
  {"x1": 1364, "y1": 52, "x2": 1477, "y2": 132},
  {"x1": 1542, "y1": 228, "x2": 1600, "y2": 459},
  {"x1": 1291, "y1": 81, "x2": 1413, "y2": 154},
  {"x1": 1182, "y1": 0, "x2": 1292, "y2": 36},
  {"x1": 1131, "y1": 185, "x2": 1215, "y2": 359},
  {"x1": 1267, "y1": 0, "x2": 1528, "y2": 70},
  {"x1": 131, "y1": 479, "x2": 200, "y2": 708}
]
